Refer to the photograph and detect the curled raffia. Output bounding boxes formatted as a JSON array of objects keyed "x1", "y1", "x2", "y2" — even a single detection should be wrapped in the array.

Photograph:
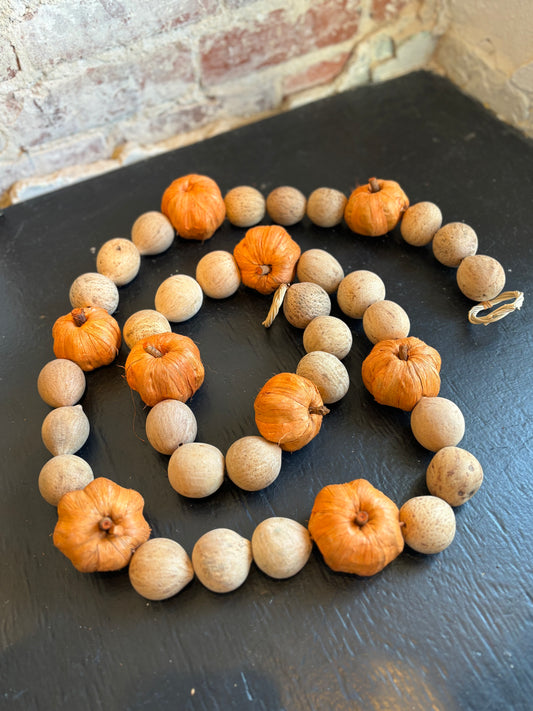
[
  {"x1": 468, "y1": 290, "x2": 524, "y2": 325},
  {"x1": 262, "y1": 283, "x2": 290, "y2": 328}
]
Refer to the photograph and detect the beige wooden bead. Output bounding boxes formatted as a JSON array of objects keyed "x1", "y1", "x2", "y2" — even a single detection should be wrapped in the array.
[
  {"x1": 129, "y1": 538, "x2": 194, "y2": 600},
  {"x1": 411, "y1": 396, "x2": 465, "y2": 452},
  {"x1": 224, "y1": 186, "x2": 265, "y2": 227},
  {"x1": 296, "y1": 249, "x2": 344, "y2": 294},
  {"x1": 155, "y1": 274, "x2": 203, "y2": 322},
  {"x1": 337, "y1": 270, "x2": 386, "y2": 319},
  {"x1": 266, "y1": 186, "x2": 306, "y2": 226},
  {"x1": 38, "y1": 454, "x2": 94, "y2": 506},
  {"x1": 69, "y1": 272, "x2": 119, "y2": 314},
  {"x1": 283, "y1": 282, "x2": 331, "y2": 329},
  {"x1": 251, "y1": 517, "x2": 312, "y2": 579},
  {"x1": 426, "y1": 446, "x2": 483, "y2": 506},
  {"x1": 37, "y1": 359, "x2": 86, "y2": 408},
  {"x1": 225, "y1": 436, "x2": 282, "y2": 491},
  {"x1": 362, "y1": 299, "x2": 410, "y2": 344},
  {"x1": 306, "y1": 188, "x2": 347, "y2": 228},
  {"x1": 456, "y1": 255, "x2": 506, "y2": 301},
  {"x1": 168, "y1": 442, "x2": 224, "y2": 498},
  {"x1": 131, "y1": 211, "x2": 175, "y2": 255},
  {"x1": 192, "y1": 528, "x2": 252, "y2": 593},
  {"x1": 303, "y1": 316, "x2": 352, "y2": 360},
  {"x1": 400, "y1": 496, "x2": 456, "y2": 554},
  {"x1": 432, "y1": 222, "x2": 478, "y2": 267},
  {"x1": 296, "y1": 351, "x2": 349, "y2": 404},
  {"x1": 96, "y1": 238, "x2": 141, "y2": 286},
  {"x1": 146, "y1": 399, "x2": 197, "y2": 455},
  {"x1": 400, "y1": 202, "x2": 442, "y2": 246},
  {"x1": 196, "y1": 250, "x2": 241, "y2": 299},
  {"x1": 41, "y1": 404, "x2": 90, "y2": 456},
  {"x1": 122, "y1": 309, "x2": 171, "y2": 349}
]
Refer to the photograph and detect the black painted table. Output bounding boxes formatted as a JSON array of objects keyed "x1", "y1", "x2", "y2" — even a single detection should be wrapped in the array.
[{"x1": 2, "y1": 71, "x2": 532, "y2": 711}]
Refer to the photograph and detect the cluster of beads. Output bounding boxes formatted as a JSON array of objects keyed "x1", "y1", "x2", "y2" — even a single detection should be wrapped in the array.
[{"x1": 37, "y1": 177, "x2": 521, "y2": 600}]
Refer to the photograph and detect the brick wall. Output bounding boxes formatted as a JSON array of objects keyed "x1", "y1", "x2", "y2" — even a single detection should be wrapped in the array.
[{"x1": 1, "y1": 0, "x2": 442, "y2": 205}]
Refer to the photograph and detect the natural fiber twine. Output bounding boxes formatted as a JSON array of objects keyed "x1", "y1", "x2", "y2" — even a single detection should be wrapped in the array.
[{"x1": 468, "y1": 290, "x2": 524, "y2": 325}]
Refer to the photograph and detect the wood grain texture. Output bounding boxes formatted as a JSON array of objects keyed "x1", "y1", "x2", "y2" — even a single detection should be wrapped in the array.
[{"x1": 1, "y1": 71, "x2": 532, "y2": 711}]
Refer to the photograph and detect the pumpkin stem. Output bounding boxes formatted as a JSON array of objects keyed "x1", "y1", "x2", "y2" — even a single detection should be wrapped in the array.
[
  {"x1": 354, "y1": 510, "x2": 369, "y2": 526},
  {"x1": 309, "y1": 405, "x2": 330, "y2": 416},
  {"x1": 257, "y1": 264, "x2": 271, "y2": 275},
  {"x1": 369, "y1": 177, "x2": 381, "y2": 193},
  {"x1": 144, "y1": 344, "x2": 163, "y2": 358},
  {"x1": 398, "y1": 343, "x2": 409, "y2": 361},
  {"x1": 72, "y1": 309, "x2": 88, "y2": 327},
  {"x1": 99, "y1": 516, "x2": 114, "y2": 532}
]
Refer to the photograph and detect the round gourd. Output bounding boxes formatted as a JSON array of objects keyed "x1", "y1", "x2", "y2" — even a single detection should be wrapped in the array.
[
  {"x1": 192, "y1": 528, "x2": 252, "y2": 593},
  {"x1": 38, "y1": 359, "x2": 86, "y2": 408},
  {"x1": 426, "y1": 446, "x2": 483, "y2": 506},
  {"x1": 400, "y1": 201, "x2": 442, "y2": 246},
  {"x1": 296, "y1": 351, "x2": 349, "y2": 404},
  {"x1": 69, "y1": 272, "x2": 119, "y2": 314},
  {"x1": 337, "y1": 270, "x2": 385, "y2": 319},
  {"x1": 399, "y1": 496, "x2": 456, "y2": 554},
  {"x1": 306, "y1": 188, "x2": 347, "y2": 228},
  {"x1": 129, "y1": 538, "x2": 194, "y2": 600},
  {"x1": 456, "y1": 255, "x2": 506, "y2": 301},
  {"x1": 282, "y1": 282, "x2": 331, "y2": 329},
  {"x1": 155, "y1": 274, "x2": 203, "y2": 322},
  {"x1": 362, "y1": 300, "x2": 410, "y2": 344},
  {"x1": 122, "y1": 309, "x2": 171, "y2": 349},
  {"x1": 38, "y1": 454, "x2": 94, "y2": 506},
  {"x1": 303, "y1": 315, "x2": 353, "y2": 360},
  {"x1": 432, "y1": 222, "x2": 478, "y2": 267},
  {"x1": 251, "y1": 517, "x2": 312, "y2": 579},
  {"x1": 224, "y1": 186, "x2": 265, "y2": 227},
  {"x1": 266, "y1": 186, "x2": 306, "y2": 226},
  {"x1": 195, "y1": 250, "x2": 241, "y2": 299},
  {"x1": 225, "y1": 436, "x2": 282, "y2": 491},
  {"x1": 410, "y1": 396, "x2": 465, "y2": 451},
  {"x1": 168, "y1": 442, "x2": 225, "y2": 498},
  {"x1": 131, "y1": 211, "x2": 175, "y2": 255},
  {"x1": 41, "y1": 404, "x2": 90, "y2": 456},
  {"x1": 296, "y1": 249, "x2": 344, "y2": 294},
  {"x1": 145, "y1": 399, "x2": 197, "y2": 455},
  {"x1": 96, "y1": 238, "x2": 141, "y2": 286}
]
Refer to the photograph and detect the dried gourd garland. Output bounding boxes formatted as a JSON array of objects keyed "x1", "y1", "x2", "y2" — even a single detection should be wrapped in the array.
[{"x1": 36, "y1": 174, "x2": 524, "y2": 599}]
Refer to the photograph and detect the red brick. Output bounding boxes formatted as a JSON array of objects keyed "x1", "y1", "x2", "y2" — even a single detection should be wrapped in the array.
[
  {"x1": 14, "y1": 0, "x2": 216, "y2": 70},
  {"x1": 201, "y1": 1, "x2": 360, "y2": 86},
  {"x1": 371, "y1": 0, "x2": 408, "y2": 22},
  {"x1": 283, "y1": 52, "x2": 350, "y2": 95}
]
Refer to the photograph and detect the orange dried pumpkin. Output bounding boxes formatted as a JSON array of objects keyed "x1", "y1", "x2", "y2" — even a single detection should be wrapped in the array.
[
  {"x1": 53, "y1": 477, "x2": 151, "y2": 573},
  {"x1": 308, "y1": 478, "x2": 404, "y2": 576},
  {"x1": 161, "y1": 173, "x2": 225, "y2": 241},
  {"x1": 233, "y1": 225, "x2": 301, "y2": 295},
  {"x1": 52, "y1": 307, "x2": 121, "y2": 371},
  {"x1": 254, "y1": 372, "x2": 329, "y2": 452},
  {"x1": 362, "y1": 336, "x2": 441, "y2": 411},
  {"x1": 344, "y1": 177, "x2": 409, "y2": 236},
  {"x1": 125, "y1": 332, "x2": 204, "y2": 407}
]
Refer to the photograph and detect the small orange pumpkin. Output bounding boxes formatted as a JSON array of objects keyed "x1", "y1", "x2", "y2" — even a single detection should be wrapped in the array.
[
  {"x1": 53, "y1": 477, "x2": 151, "y2": 572},
  {"x1": 362, "y1": 336, "x2": 441, "y2": 412},
  {"x1": 344, "y1": 177, "x2": 409, "y2": 236},
  {"x1": 161, "y1": 173, "x2": 225, "y2": 241},
  {"x1": 233, "y1": 225, "x2": 301, "y2": 295},
  {"x1": 52, "y1": 307, "x2": 121, "y2": 371},
  {"x1": 125, "y1": 332, "x2": 204, "y2": 407},
  {"x1": 254, "y1": 372, "x2": 329, "y2": 452},
  {"x1": 308, "y1": 478, "x2": 404, "y2": 576}
]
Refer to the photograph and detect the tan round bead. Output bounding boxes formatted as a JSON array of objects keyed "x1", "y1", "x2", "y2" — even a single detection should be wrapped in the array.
[
  {"x1": 38, "y1": 454, "x2": 94, "y2": 506},
  {"x1": 303, "y1": 315, "x2": 352, "y2": 360},
  {"x1": 337, "y1": 270, "x2": 386, "y2": 319},
  {"x1": 69, "y1": 272, "x2": 119, "y2": 314},
  {"x1": 251, "y1": 517, "x2": 312, "y2": 579},
  {"x1": 400, "y1": 496, "x2": 456, "y2": 554},
  {"x1": 129, "y1": 538, "x2": 194, "y2": 600},
  {"x1": 168, "y1": 442, "x2": 224, "y2": 498},
  {"x1": 225, "y1": 436, "x2": 282, "y2": 491},
  {"x1": 362, "y1": 299, "x2": 410, "y2": 344},
  {"x1": 122, "y1": 309, "x2": 171, "y2": 349},
  {"x1": 196, "y1": 250, "x2": 241, "y2": 299},
  {"x1": 426, "y1": 446, "x2": 483, "y2": 506},
  {"x1": 411, "y1": 396, "x2": 465, "y2": 452},
  {"x1": 400, "y1": 201, "x2": 442, "y2": 246},
  {"x1": 41, "y1": 404, "x2": 90, "y2": 456},
  {"x1": 296, "y1": 351, "x2": 349, "y2": 404},
  {"x1": 296, "y1": 249, "x2": 344, "y2": 294},
  {"x1": 266, "y1": 186, "x2": 306, "y2": 226},
  {"x1": 155, "y1": 274, "x2": 203, "y2": 322},
  {"x1": 456, "y1": 254, "x2": 506, "y2": 301},
  {"x1": 306, "y1": 188, "x2": 347, "y2": 227},
  {"x1": 96, "y1": 237, "x2": 141, "y2": 286},
  {"x1": 432, "y1": 222, "x2": 478, "y2": 267},
  {"x1": 224, "y1": 186, "x2": 265, "y2": 227},
  {"x1": 283, "y1": 282, "x2": 331, "y2": 329},
  {"x1": 192, "y1": 528, "x2": 252, "y2": 593},
  {"x1": 146, "y1": 399, "x2": 197, "y2": 455},
  {"x1": 131, "y1": 211, "x2": 175, "y2": 255},
  {"x1": 37, "y1": 359, "x2": 86, "y2": 408}
]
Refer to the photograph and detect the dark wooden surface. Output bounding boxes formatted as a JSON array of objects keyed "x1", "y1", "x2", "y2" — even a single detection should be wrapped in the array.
[{"x1": 1, "y1": 71, "x2": 532, "y2": 711}]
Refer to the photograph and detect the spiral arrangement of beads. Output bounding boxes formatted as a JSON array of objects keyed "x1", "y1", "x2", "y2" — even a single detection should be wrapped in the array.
[{"x1": 36, "y1": 175, "x2": 523, "y2": 601}]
